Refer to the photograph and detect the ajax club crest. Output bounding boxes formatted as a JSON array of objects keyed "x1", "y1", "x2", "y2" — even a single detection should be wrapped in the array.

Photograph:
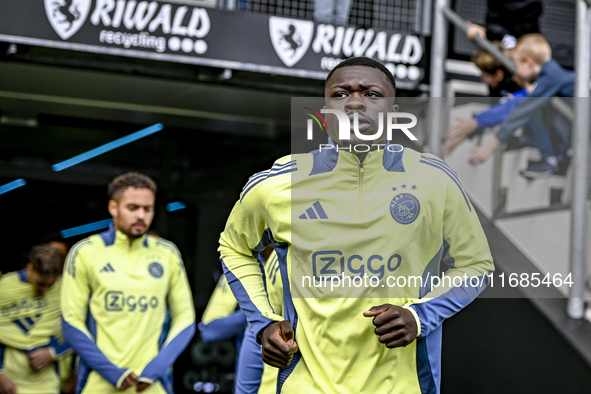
[
  {"x1": 44, "y1": 0, "x2": 91, "y2": 40},
  {"x1": 390, "y1": 193, "x2": 420, "y2": 225},
  {"x1": 148, "y1": 262, "x2": 164, "y2": 278},
  {"x1": 269, "y1": 16, "x2": 314, "y2": 67}
]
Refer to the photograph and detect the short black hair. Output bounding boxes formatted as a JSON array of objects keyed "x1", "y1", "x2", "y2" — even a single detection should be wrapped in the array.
[
  {"x1": 325, "y1": 57, "x2": 396, "y2": 93},
  {"x1": 29, "y1": 244, "x2": 64, "y2": 277},
  {"x1": 108, "y1": 172, "x2": 157, "y2": 200}
]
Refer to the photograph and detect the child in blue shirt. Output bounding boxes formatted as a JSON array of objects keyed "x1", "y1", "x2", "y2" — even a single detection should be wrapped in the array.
[{"x1": 469, "y1": 34, "x2": 574, "y2": 178}]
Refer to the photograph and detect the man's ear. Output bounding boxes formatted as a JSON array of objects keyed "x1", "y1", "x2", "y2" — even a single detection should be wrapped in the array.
[
  {"x1": 392, "y1": 104, "x2": 399, "y2": 113},
  {"x1": 108, "y1": 199, "x2": 118, "y2": 219},
  {"x1": 494, "y1": 69, "x2": 504, "y2": 82}
]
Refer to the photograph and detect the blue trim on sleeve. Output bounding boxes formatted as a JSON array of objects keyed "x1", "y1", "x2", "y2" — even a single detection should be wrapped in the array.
[
  {"x1": 62, "y1": 318, "x2": 127, "y2": 387},
  {"x1": 410, "y1": 274, "x2": 489, "y2": 337},
  {"x1": 199, "y1": 311, "x2": 247, "y2": 343},
  {"x1": 99, "y1": 223, "x2": 116, "y2": 246},
  {"x1": 47, "y1": 336, "x2": 72, "y2": 358},
  {"x1": 222, "y1": 260, "x2": 275, "y2": 341},
  {"x1": 234, "y1": 327, "x2": 264, "y2": 394},
  {"x1": 273, "y1": 243, "x2": 297, "y2": 331},
  {"x1": 140, "y1": 323, "x2": 196, "y2": 381},
  {"x1": 159, "y1": 311, "x2": 172, "y2": 348},
  {"x1": 0, "y1": 343, "x2": 4, "y2": 370},
  {"x1": 273, "y1": 243, "x2": 301, "y2": 393}
]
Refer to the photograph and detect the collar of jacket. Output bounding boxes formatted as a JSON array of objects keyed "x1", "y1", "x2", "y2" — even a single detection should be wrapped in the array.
[
  {"x1": 100, "y1": 221, "x2": 148, "y2": 249},
  {"x1": 310, "y1": 137, "x2": 405, "y2": 176}
]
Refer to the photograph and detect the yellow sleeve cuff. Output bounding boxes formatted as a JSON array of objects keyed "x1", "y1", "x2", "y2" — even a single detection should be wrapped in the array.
[
  {"x1": 402, "y1": 304, "x2": 422, "y2": 337},
  {"x1": 116, "y1": 369, "x2": 134, "y2": 390}
]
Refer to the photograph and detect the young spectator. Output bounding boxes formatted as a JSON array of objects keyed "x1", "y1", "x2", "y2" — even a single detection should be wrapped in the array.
[
  {"x1": 466, "y1": 0, "x2": 543, "y2": 49},
  {"x1": 442, "y1": 45, "x2": 526, "y2": 156},
  {"x1": 469, "y1": 34, "x2": 574, "y2": 178},
  {"x1": 472, "y1": 44, "x2": 521, "y2": 97}
]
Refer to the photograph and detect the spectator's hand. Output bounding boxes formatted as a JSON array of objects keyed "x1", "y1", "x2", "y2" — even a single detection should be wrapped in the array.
[
  {"x1": 28, "y1": 348, "x2": 53, "y2": 371},
  {"x1": 136, "y1": 382, "x2": 151, "y2": 393},
  {"x1": 0, "y1": 372, "x2": 17, "y2": 394},
  {"x1": 466, "y1": 21, "x2": 486, "y2": 40},
  {"x1": 469, "y1": 137, "x2": 501, "y2": 165},
  {"x1": 446, "y1": 118, "x2": 478, "y2": 140},
  {"x1": 442, "y1": 136, "x2": 464, "y2": 156},
  {"x1": 120, "y1": 372, "x2": 138, "y2": 390},
  {"x1": 260, "y1": 320, "x2": 298, "y2": 368},
  {"x1": 363, "y1": 304, "x2": 418, "y2": 348},
  {"x1": 470, "y1": 145, "x2": 495, "y2": 165}
]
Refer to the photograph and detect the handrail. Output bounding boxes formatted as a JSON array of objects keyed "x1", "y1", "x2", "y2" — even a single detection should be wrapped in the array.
[{"x1": 440, "y1": 5, "x2": 518, "y2": 75}]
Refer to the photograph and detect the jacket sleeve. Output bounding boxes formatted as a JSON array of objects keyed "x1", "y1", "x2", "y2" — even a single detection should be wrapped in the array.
[
  {"x1": 404, "y1": 156, "x2": 495, "y2": 337},
  {"x1": 29, "y1": 336, "x2": 72, "y2": 359},
  {"x1": 474, "y1": 95, "x2": 525, "y2": 129},
  {"x1": 218, "y1": 170, "x2": 286, "y2": 342},
  {"x1": 61, "y1": 242, "x2": 131, "y2": 389},
  {"x1": 495, "y1": 77, "x2": 559, "y2": 142},
  {"x1": 198, "y1": 276, "x2": 246, "y2": 343},
  {"x1": 139, "y1": 249, "x2": 196, "y2": 384}
]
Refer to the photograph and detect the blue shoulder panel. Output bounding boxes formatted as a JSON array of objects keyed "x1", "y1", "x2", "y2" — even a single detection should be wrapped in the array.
[
  {"x1": 99, "y1": 223, "x2": 116, "y2": 246},
  {"x1": 309, "y1": 138, "x2": 339, "y2": 176},
  {"x1": 382, "y1": 143, "x2": 405, "y2": 172}
]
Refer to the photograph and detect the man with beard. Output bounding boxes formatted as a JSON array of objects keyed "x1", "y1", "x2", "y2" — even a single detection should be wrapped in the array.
[
  {"x1": 61, "y1": 172, "x2": 195, "y2": 394},
  {"x1": 219, "y1": 57, "x2": 494, "y2": 393}
]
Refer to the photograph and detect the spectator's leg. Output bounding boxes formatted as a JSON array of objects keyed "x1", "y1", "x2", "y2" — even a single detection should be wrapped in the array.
[
  {"x1": 314, "y1": 0, "x2": 335, "y2": 24},
  {"x1": 334, "y1": 0, "x2": 352, "y2": 25},
  {"x1": 527, "y1": 116, "x2": 556, "y2": 161}
]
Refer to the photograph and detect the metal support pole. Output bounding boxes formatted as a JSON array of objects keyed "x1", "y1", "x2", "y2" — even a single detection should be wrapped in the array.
[
  {"x1": 428, "y1": 0, "x2": 449, "y2": 157},
  {"x1": 568, "y1": 0, "x2": 591, "y2": 319}
]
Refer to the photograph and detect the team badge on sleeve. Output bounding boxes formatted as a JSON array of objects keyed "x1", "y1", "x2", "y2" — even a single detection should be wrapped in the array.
[
  {"x1": 148, "y1": 262, "x2": 164, "y2": 278},
  {"x1": 390, "y1": 193, "x2": 420, "y2": 224}
]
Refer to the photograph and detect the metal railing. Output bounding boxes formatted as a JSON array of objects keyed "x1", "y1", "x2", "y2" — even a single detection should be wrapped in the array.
[{"x1": 430, "y1": 1, "x2": 591, "y2": 318}]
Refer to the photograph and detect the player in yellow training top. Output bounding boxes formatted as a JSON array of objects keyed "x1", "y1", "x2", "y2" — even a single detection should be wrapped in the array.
[
  {"x1": 61, "y1": 172, "x2": 196, "y2": 394},
  {"x1": 219, "y1": 57, "x2": 494, "y2": 394},
  {"x1": 0, "y1": 243, "x2": 73, "y2": 394}
]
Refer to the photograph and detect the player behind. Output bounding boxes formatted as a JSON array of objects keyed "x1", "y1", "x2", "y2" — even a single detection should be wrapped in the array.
[
  {"x1": 219, "y1": 57, "x2": 494, "y2": 393},
  {"x1": 200, "y1": 243, "x2": 283, "y2": 394},
  {"x1": 61, "y1": 172, "x2": 196, "y2": 393},
  {"x1": 0, "y1": 244, "x2": 73, "y2": 394}
]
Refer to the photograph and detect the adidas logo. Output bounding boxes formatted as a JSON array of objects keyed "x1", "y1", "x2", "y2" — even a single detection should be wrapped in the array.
[
  {"x1": 100, "y1": 263, "x2": 115, "y2": 273},
  {"x1": 299, "y1": 201, "x2": 328, "y2": 219}
]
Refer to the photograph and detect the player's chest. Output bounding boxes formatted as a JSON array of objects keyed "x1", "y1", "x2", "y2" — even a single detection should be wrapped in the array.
[
  {"x1": 291, "y1": 174, "x2": 442, "y2": 241},
  {"x1": 90, "y1": 250, "x2": 169, "y2": 292}
]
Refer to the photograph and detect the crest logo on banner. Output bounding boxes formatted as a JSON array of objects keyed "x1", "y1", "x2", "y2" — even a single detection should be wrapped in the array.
[
  {"x1": 44, "y1": 0, "x2": 91, "y2": 40},
  {"x1": 269, "y1": 16, "x2": 314, "y2": 67}
]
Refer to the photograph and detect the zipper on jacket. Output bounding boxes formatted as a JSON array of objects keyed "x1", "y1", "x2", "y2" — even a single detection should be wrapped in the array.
[{"x1": 359, "y1": 163, "x2": 364, "y2": 218}]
